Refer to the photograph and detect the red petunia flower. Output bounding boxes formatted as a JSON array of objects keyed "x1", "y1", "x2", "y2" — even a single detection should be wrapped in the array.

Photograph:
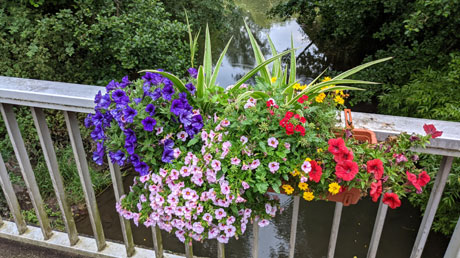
[
  {"x1": 370, "y1": 180, "x2": 382, "y2": 202},
  {"x1": 335, "y1": 160, "x2": 359, "y2": 181},
  {"x1": 406, "y1": 171, "x2": 421, "y2": 192},
  {"x1": 299, "y1": 116, "x2": 306, "y2": 123},
  {"x1": 297, "y1": 95, "x2": 309, "y2": 104},
  {"x1": 286, "y1": 123, "x2": 294, "y2": 135},
  {"x1": 367, "y1": 159, "x2": 384, "y2": 180},
  {"x1": 417, "y1": 171, "x2": 430, "y2": 187},
  {"x1": 328, "y1": 138, "x2": 347, "y2": 155},
  {"x1": 295, "y1": 124, "x2": 306, "y2": 136},
  {"x1": 266, "y1": 100, "x2": 274, "y2": 107},
  {"x1": 285, "y1": 111, "x2": 294, "y2": 119},
  {"x1": 309, "y1": 160, "x2": 323, "y2": 183},
  {"x1": 334, "y1": 148, "x2": 354, "y2": 163},
  {"x1": 423, "y1": 124, "x2": 443, "y2": 139},
  {"x1": 383, "y1": 192, "x2": 401, "y2": 209},
  {"x1": 279, "y1": 118, "x2": 289, "y2": 128}
]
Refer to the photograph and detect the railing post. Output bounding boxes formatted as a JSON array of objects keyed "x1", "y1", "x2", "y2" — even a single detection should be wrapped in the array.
[
  {"x1": 0, "y1": 154, "x2": 27, "y2": 234},
  {"x1": 64, "y1": 111, "x2": 106, "y2": 251},
  {"x1": 152, "y1": 225, "x2": 164, "y2": 258},
  {"x1": 444, "y1": 215, "x2": 460, "y2": 258},
  {"x1": 367, "y1": 195, "x2": 389, "y2": 258},
  {"x1": 185, "y1": 241, "x2": 193, "y2": 258},
  {"x1": 107, "y1": 158, "x2": 135, "y2": 257},
  {"x1": 252, "y1": 220, "x2": 260, "y2": 258},
  {"x1": 410, "y1": 156, "x2": 454, "y2": 258},
  {"x1": 327, "y1": 202, "x2": 343, "y2": 258},
  {"x1": 218, "y1": 241, "x2": 225, "y2": 258},
  {"x1": 0, "y1": 104, "x2": 52, "y2": 240},
  {"x1": 31, "y1": 107, "x2": 79, "y2": 246},
  {"x1": 289, "y1": 196, "x2": 300, "y2": 258}
]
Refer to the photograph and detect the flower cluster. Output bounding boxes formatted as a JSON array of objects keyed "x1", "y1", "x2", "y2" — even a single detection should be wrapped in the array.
[
  {"x1": 86, "y1": 71, "x2": 203, "y2": 176},
  {"x1": 279, "y1": 111, "x2": 307, "y2": 136},
  {"x1": 328, "y1": 138, "x2": 359, "y2": 181},
  {"x1": 118, "y1": 124, "x2": 281, "y2": 244}
]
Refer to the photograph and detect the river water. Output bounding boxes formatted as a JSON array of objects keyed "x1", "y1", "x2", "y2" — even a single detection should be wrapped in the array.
[{"x1": 76, "y1": 1, "x2": 449, "y2": 257}]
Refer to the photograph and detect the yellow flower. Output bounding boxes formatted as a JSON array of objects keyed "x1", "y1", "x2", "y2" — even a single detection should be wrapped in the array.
[
  {"x1": 328, "y1": 182, "x2": 341, "y2": 195},
  {"x1": 315, "y1": 93, "x2": 326, "y2": 103},
  {"x1": 305, "y1": 157, "x2": 311, "y2": 162},
  {"x1": 293, "y1": 83, "x2": 301, "y2": 90},
  {"x1": 334, "y1": 95, "x2": 345, "y2": 105},
  {"x1": 335, "y1": 90, "x2": 345, "y2": 96},
  {"x1": 271, "y1": 77, "x2": 277, "y2": 83},
  {"x1": 322, "y1": 76, "x2": 332, "y2": 82},
  {"x1": 298, "y1": 182, "x2": 309, "y2": 191},
  {"x1": 282, "y1": 184, "x2": 294, "y2": 195},
  {"x1": 303, "y1": 191, "x2": 314, "y2": 201},
  {"x1": 291, "y1": 169, "x2": 300, "y2": 177},
  {"x1": 317, "y1": 148, "x2": 323, "y2": 153}
]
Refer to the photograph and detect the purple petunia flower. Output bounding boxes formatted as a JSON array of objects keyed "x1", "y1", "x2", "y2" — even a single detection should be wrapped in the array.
[
  {"x1": 123, "y1": 106, "x2": 137, "y2": 123},
  {"x1": 96, "y1": 93, "x2": 111, "y2": 110},
  {"x1": 130, "y1": 154, "x2": 141, "y2": 166},
  {"x1": 170, "y1": 99, "x2": 185, "y2": 116},
  {"x1": 187, "y1": 68, "x2": 198, "y2": 78},
  {"x1": 119, "y1": 76, "x2": 131, "y2": 88},
  {"x1": 112, "y1": 89, "x2": 130, "y2": 106},
  {"x1": 162, "y1": 139, "x2": 175, "y2": 163},
  {"x1": 134, "y1": 161, "x2": 149, "y2": 176},
  {"x1": 185, "y1": 82, "x2": 196, "y2": 95},
  {"x1": 106, "y1": 80, "x2": 119, "y2": 92},
  {"x1": 109, "y1": 150, "x2": 126, "y2": 166},
  {"x1": 145, "y1": 104, "x2": 156, "y2": 116},
  {"x1": 151, "y1": 88, "x2": 162, "y2": 100},
  {"x1": 162, "y1": 82, "x2": 175, "y2": 101},
  {"x1": 142, "y1": 117, "x2": 156, "y2": 131}
]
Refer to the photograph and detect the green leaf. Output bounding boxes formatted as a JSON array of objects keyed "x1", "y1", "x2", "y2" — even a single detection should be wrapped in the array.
[
  {"x1": 203, "y1": 24, "x2": 212, "y2": 85},
  {"x1": 276, "y1": 151, "x2": 286, "y2": 158},
  {"x1": 289, "y1": 34, "x2": 296, "y2": 84},
  {"x1": 209, "y1": 37, "x2": 233, "y2": 87},
  {"x1": 333, "y1": 57, "x2": 393, "y2": 80},
  {"x1": 282, "y1": 174, "x2": 289, "y2": 181},
  {"x1": 196, "y1": 65, "x2": 205, "y2": 98},
  {"x1": 187, "y1": 137, "x2": 199, "y2": 147},
  {"x1": 267, "y1": 35, "x2": 281, "y2": 79},
  {"x1": 244, "y1": 20, "x2": 271, "y2": 83},
  {"x1": 259, "y1": 141, "x2": 267, "y2": 153},
  {"x1": 256, "y1": 182, "x2": 269, "y2": 193},
  {"x1": 231, "y1": 205, "x2": 238, "y2": 215},
  {"x1": 216, "y1": 170, "x2": 223, "y2": 180},
  {"x1": 229, "y1": 49, "x2": 293, "y2": 93}
]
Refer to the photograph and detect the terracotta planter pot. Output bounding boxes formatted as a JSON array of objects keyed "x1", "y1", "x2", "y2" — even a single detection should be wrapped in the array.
[
  {"x1": 326, "y1": 188, "x2": 361, "y2": 206},
  {"x1": 334, "y1": 109, "x2": 377, "y2": 144}
]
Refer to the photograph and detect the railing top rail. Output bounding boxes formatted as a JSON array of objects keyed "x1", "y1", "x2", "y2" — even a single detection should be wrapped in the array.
[
  {"x1": 0, "y1": 76, "x2": 104, "y2": 113},
  {"x1": 1, "y1": 76, "x2": 459, "y2": 156}
]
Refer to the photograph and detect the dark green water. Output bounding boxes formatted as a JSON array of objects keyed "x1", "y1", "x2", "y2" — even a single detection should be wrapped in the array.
[{"x1": 76, "y1": 1, "x2": 449, "y2": 257}]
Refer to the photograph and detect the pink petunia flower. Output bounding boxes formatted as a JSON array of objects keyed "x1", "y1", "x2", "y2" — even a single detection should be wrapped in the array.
[
  {"x1": 268, "y1": 162, "x2": 280, "y2": 173},
  {"x1": 267, "y1": 137, "x2": 279, "y2": 148}
]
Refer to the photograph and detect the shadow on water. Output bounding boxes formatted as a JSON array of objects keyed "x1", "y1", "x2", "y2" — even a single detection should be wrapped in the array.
[
  {"x1": 75, "y1": 0, "x2": 450, "y2": 256},
  {"x1": 76, "y1": 173, "x2": 448, "y2": 257}
]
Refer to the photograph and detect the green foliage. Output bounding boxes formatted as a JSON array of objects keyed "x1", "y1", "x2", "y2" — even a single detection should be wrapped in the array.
[
  {"x1": 378, "y1": 53, "x2": 460, "y2": 122},
  {"x1": 0, "y1": 0, "x2": 190, "y2": 85},
  {"x1": 270, "y1": 0, "x2": 460, "y2": 104}
]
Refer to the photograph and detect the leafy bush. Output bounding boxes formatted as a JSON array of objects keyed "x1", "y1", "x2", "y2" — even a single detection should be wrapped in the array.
[
  {"x1": 0, "y1": 0, "x2": 190, "y2": 85},
  {"x1": 270, "y1": 0, "x2": 460, "y2": 104}
]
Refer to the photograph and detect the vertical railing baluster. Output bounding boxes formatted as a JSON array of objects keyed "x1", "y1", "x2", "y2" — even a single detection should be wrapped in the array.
[
  {"x1": 327, "y1": 202, "x2": 343, "y2": 258},
  {"x1": 0, "y1": 154, "x2": 27, "y2": 234},
  {"x1": 252, "y1": 220, "x2": 260, "y2": 258},
  {"x1": 64, "y1": 111, "x2": 106, "y2": 251},
  {"x1": 443, "y1": 215, "x2": 460, "y2": 258},
  {"x1": 152, "y1": 225, "x2": 164, "y2": 258},
  {"x1": 289, "y1": 196, "x2": 300, "y2": 258},
  {"x1": 31, "y1": 107, "x2": 79, "y2": 246},
  {"x1": 185, "y1": 241, "x2": 193, "y2": 258},
  {"x1": 367, "y1": 195, "x2": 389, "y2": 258},
  {"x1": 0, "y1": 103, "x2": 52, "y2": 240},
  {"x1": 217, "y1": 241, "x2": 225, "y2": 258},
  {"x1": 107, "y1": 158, "x2": 135, "y2": 256},
  {"x1": 410, "y1": 156, "x2": 454, "y2": 258}
]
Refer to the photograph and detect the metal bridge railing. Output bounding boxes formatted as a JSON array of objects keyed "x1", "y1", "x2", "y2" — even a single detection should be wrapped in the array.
[{"x1": 0, "y1": 76, "x2": 459, "y2": 258}]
